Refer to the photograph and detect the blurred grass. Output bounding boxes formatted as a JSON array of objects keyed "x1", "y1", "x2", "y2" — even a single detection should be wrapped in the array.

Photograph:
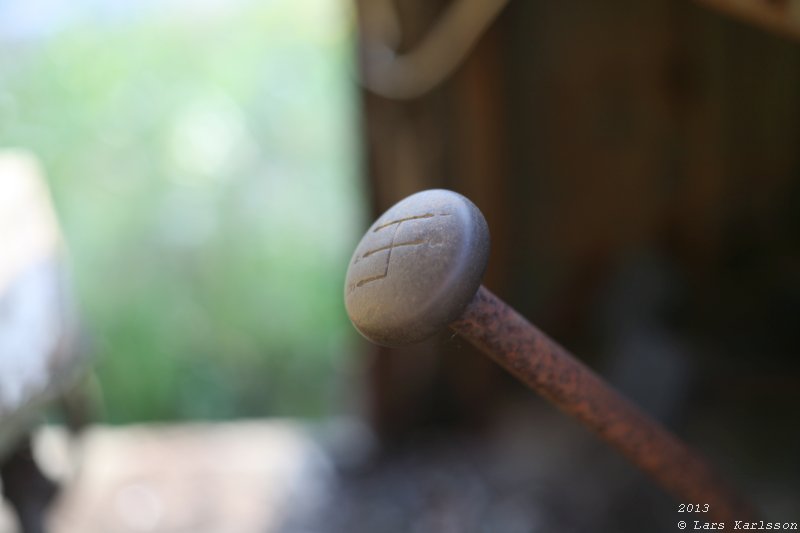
[{"x1": 0, "y1": 0, "x2": 364, "y2": 422}]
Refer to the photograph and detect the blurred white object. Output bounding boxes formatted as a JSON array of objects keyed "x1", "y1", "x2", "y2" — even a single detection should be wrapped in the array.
[{"x1": 0, "y1": 149, "x2": 80, "y2": 453}]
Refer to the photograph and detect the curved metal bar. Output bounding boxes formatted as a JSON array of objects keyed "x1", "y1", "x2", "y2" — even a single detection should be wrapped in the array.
[{"x1": 356, "y1": 0, "x2": 510, "y2": 100}]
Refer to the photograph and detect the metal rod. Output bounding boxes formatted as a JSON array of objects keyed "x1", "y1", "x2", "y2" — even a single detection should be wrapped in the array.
[
  {"x1": 346, "y1": 189, "x2": 756, "y2": 523},
  {"x1": 450, "y1": 285, "x2": 754, "y2": 524}
]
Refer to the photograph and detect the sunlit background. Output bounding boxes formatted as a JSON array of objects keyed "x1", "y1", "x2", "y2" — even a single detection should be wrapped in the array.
[{"x1": 0, "y1": 0, "x2": 363, "y2": 422}]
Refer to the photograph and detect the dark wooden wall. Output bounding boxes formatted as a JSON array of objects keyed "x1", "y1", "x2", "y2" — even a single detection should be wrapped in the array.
[{"x1": 358, "y1": 0, "x2": 800, "y2": 451}]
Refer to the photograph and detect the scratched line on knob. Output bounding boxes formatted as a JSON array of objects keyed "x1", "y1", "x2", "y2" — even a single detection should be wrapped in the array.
[{"x1": 353, "y1": 213, "x2": 450, "y2": 289}]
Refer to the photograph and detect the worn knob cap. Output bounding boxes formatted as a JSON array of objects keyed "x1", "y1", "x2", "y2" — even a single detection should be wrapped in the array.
[{"x1": 344, "y1": 189, "x2": 490, "y2": 346}]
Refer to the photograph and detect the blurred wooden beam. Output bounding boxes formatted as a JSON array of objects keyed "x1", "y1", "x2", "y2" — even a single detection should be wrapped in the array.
[
  {"x1": 358, "y1": 0, "x2": 514, "y2": 441},
  {"x1": 695, "y1": 0, "x2": 800, "y2": 40}
]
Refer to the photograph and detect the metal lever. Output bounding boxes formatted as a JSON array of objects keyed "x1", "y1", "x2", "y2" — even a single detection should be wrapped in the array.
[{"x1": 345, "y1": 188, "x2": 754, "y2": 524}]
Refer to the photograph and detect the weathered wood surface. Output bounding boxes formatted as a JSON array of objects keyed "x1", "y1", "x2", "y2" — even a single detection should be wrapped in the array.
[{"x1": 0, "y1": 150, "x2": 81, "y2": 454}]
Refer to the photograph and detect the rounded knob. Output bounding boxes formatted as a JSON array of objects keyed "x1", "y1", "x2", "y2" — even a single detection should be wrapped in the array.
[{"x1": 344, "y1": 189, "x2": 490, "y2": 346}]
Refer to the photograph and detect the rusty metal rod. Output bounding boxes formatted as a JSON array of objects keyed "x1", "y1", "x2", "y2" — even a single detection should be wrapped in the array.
[
  {"x1": 345, "y1": 189, "x2": 755, "y2": 524},
  {"x1": 450, "y1": 285, "x2": 753, "y2": 524}
]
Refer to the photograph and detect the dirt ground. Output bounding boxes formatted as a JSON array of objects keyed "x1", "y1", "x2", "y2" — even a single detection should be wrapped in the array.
[{"x1": 1, "y1": 403, "x2": 796, "y2": 533}]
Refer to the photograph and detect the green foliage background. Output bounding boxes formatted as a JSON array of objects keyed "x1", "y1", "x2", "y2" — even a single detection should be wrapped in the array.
[{"x1": 0, "y1": 0, "x2": 363, "y2": 422}]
